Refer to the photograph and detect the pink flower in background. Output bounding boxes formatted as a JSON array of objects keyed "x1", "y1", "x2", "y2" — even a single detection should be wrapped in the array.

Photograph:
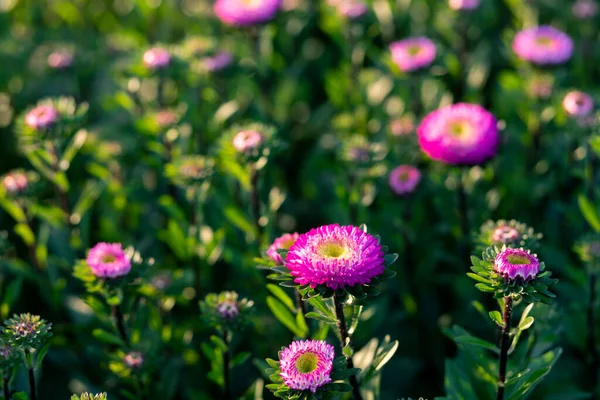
[
  {"x1": 124, "y1": 352, "x2": 144, "y2": 368},
  {"x1": 201, "y1": 52, "x2": 233, "y2": 72},
  {"x1": 491, "y1": 225, "x2": 521, "y2": 245},
  {"x1": 143, "y1": 47, "x2": 171, "y2": 69},
  {"x1": 267, "y1": 233, "x2": 300, "y2": 264},
  {"x1": 48, "y1": 50, "x2": 74, "y2": 69},
  {"x1": 2, "y1": 172, "x2": 28, "y2": 194},
  {"x1": 512, "y1": 26, "x2": 573, "y2": 65},
  {"x1": 573, "y1": 0, "x2": 598, "y2": 19},
  {"x1": 390, "y1": 37, "x2": 436, "y2": 72},
  {"x1": 233, "y1": 130, "x2": 263, "y2": 153},
  {"x1": 494, "y1": 248, "x2": 540, "y2": 281},
  {"x1": 279, "y1": 340, "x2": 334, "y2": 393},
  {"x1": 449, "y1": 0, "x2": 480, "y2": 10},
  {"x1": 389, "y1": 116, "x2": 414, "y2": 136},
  {"x1": 417, "y1": 103, "x2": 499, "y2": 165},
  {"x1": 25, "y1": 105, "x2": 58, "y2": 130},
  {"x1": 389, "y1": 165, "x2": 421, "y2": 196},
  {"x1": 337, "y1": 1, "x2": 368, "y2": 19},
  {"x1": 214, "y1": 0, "x2": 282, "y2": 27},
  {"x1": 86, "y1": 243, "x2": 131, "y2": 279},
  {"x1": 286, "y1": 224, "x2": 385, "y2": 289},
  {"x1": 155, "y1": 110, "x2": 179, "y2": 127},
  {"x1": 563, "y1": 91, "x2": 594, "y2": 117}
]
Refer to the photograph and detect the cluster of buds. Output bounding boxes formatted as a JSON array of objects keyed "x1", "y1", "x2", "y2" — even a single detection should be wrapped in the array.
[
  {"x1": 165, "y1": 155, "x2": 214, "y2": 189},
  {"x1": 221, "y1": 122, "x2": 281, "y2": 167},
  {"x1": 1, "y1": 313, "x2": 52, "y2": 351},
  {"x1": 200, "y1": 291, "x2": 254, "y2": 331}
]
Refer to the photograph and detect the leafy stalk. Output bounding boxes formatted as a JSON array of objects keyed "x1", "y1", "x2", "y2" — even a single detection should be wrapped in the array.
[
  {"x1": 112, "y1": 304, "x2": 130, "y2": 347},
  {"x1": 25, "y1": 349, "x2": 37, "y2": 400},
  {"x1": 222, "y1": 329, "x2": 232, "y2": 400},
  {"x1": 496, "y1": 296, "x2": 513, "y2": 400},
  {"x1": 334, "y1": 294, "x2": 363, "y2": 400}
]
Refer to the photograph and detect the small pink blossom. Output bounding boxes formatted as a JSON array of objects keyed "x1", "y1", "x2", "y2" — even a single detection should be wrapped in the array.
[{"x1": 388, "y1": 165, "x2": 421, "y2": 196}]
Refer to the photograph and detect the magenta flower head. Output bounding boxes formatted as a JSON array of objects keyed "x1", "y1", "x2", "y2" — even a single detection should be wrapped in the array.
[
  {"x1": 337, "y1": 1, "x2": 368, "y2": 19},
  {"x1": 233, "y1": 130, "x2": 263, "y2": 153},
  {"x1": 143, "y1": 47, "x2": 171, "y2": 69},
  {"x1": 279, "y1": 340, "x2": 334, "y2": 393},
  {"x1": 573, "y1": 0, "x2": 598, "y2": 19},
  {"x1": 86, "y1": 243, "x2": 131, "y2": 279},
  {"x1": 512, "y1": 26, "x2": 573, "y2": 65},
  {"x1": 494, "y1": 248, "x2": 540, "y2": 281},
  {"x1": 389, "y1": 165, "x2": 421, "y2": 196},
  {"x1": 390, "y1": 37, "x2": 436, "y2": 73},
  {"x1": 563, "y1": 91, "x2": 594, "y2": 118},
  {"x1": 285, "y1": 224, "x2": 385, "y2": 290},
  {"x1": 214, "y1": 0, "x2": 282, "y2": 27},
  {"x1": 48, "y1": 50, "x2": 74, "y2": 69},
  {"x1": 267, "y1": 233, "x2": 300, "y2": 265},
  {"x1": 417, "y1": 103, "x2": 499, "y2": 165},
  {"x1": 25, "y1": 105, "x2": 58, "y2": 130},
  {"x1": 449, "y1": 0, "x2": 480, "y2": 10}
]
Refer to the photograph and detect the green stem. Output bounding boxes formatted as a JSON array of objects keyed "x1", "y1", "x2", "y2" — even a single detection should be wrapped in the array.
[
  {"x1": 249, "y1": 163, "x2": 262, "y2": 240},
  {"x1": 112, "y1": 304, "x2": 130, "y2": 347},
  {"x1": 222, "y1": 329, "x2": 232, "y2": 400},
  {"x1": 25, "y1": 349, "x2": 37, "y2": 400},
  {"x1": 496, "y1": 296, "x2": 513, "y2": 400},
  {"x1": 333, "y1": 294, "x2": 363, "y2": 400},
  {"x1": 588, "y1": 271, "x2": 598, "y2": 391},
  {"x1": 3, "y1": 371, "x2": 9, "y2": 400}
]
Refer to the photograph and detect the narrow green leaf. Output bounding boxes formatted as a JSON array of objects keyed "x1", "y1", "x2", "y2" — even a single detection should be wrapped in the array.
[
  {"x1": 266, "y1": 284, "x2": 296, "y2": 312},
  {"x1": 578, "y1": 195, "x2": 600, "y2": 232},
  {"x1": 267, "y1": 297, "x2": 305, "y2": 337}
]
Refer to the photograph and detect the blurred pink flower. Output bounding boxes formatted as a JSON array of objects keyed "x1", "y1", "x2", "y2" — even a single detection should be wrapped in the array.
[
  {"x1": 2, "y1": 172, "x2": 28, "y2": 194},
  {"x1": 143, "y1": 47, "x2": 171, "y2": 69},
  {"x1": 124, "y1": 352, "x2": 144, "y2": 368},
  {"x1": 337, "y1": 1, "x2": 368, "y2": 19},
  {"x1": 417, "y1": 103, "x2": 499, "y2": 165},
  {"x1": 449, "y1": 0, "x2": 480, "y2": 10},
  {"x1": 512, "y1": 26, "x2": 573, "y2": 65},
  {"x1": 573, "y1": 0, "x2": 598, "y2": 19},
  {"x1": 267, "y1": 233, "x2": 300, "y2": 264},
  {"x1": 214, "y1": 0, "x2": 282, "y2": 27},
  {"x1": 563, "y1": 91, "x2": 594, "y2": 117},
  {"x1": 389, "y1": 165, "x2": 421, "y2": 196},
  {"x1": 390, "y1": 37, "x2": 436, "y2": 72},
  {"x1": 233, "y1": 130, "x2": 263, "y2": 153},
  {"x1": 389, "y1": 116, "x2": 415, "y2": 136},
  {"x1": 47, "y1": 50, "x2": 74, "y2": 69},
  {"x1": 491, "y1": 225, "x2": 520, "y2": 244},
  {"x1": 86, "y1": 243, "x2": 131, "y2": 279},
  {"x1": 200, "y1": 51, "x2": 233, "y2": 72},
  {"x1": 25, "y1": 105, "x2": 58, "y2": 130}
]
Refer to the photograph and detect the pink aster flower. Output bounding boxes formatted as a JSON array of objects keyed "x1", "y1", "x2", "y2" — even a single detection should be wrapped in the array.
[
  {"x1": 200, "y1": 52, "x2": 233, "y2": 72},
  {"x1": 233, "y1": 130, "x2": 263, "y2": 153},
  {"x1": 143, "y1": 47, "x2": 171, "y2": 69},
  {"x1": 124, "y1": 352, "x2": 144, "y2": 368},
  {"x1": 563, "y1": 91, "x2": 594, "y2": 117},
  {"x1": 47, "y1": 50, "x2": 74, "y2": 69},
  {"x1": 512, "y1": 26, "x2": 573, "y2": 65},
  {"x1": 390, "y1": 37, "x2": 436, "y2": 73},
  {"x1": 389, "y1": 165, "x2": 421, "y2": 196},
  {"x1": 214, "y1": 0, "x2": 282, "y2": 27},
  {"x1": 449, "y1": 0, "x2": 480, "y2": 10},
  {"x1": 417, "y1": 103, "x2": 499, "y2": 165},
  {"x1": 285, "y1": 224, "x2": 385, "y2": 289},
  {"x1": 494, "y1": 248, "x2": 540, "y2": 281},
  {"x1": 573, "y1": 0, "x2": 598, "y2": 19},
  {"x1": 86, "y1": 243, "x2": 131, "y2": 279},
  {"x1": 25, "y1": 105, "x2": 58, "y2": 130},
  {"x1": 2, "y1": 172, "x2": 28, "y2": 194},
  {"x1": 267, "y1": 233, "x2": 300, "y2": 264},
  {"x1": 279, "y1": 340, "x2": 334, "y2": 393},
  {"x1": 337, "y1": 1, "x2": 368, "y2": 19},
  {"x1": 491, "y1": 225, "x2": 520, "y2": 244},
  {"x1": 155, "y1": 110, "x2": 179, "y2": 128}
]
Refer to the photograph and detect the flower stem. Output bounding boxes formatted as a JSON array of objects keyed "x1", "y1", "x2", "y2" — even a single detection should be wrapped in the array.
[
  {"x1": 249, "y1": 163, "x2": 262, "y2": 240},
  {"x1": 222, "y1": 329, "x2": 233, "y2": 400},
  {"x1": 410, "y1": 74, "x2": 421, "y2": 117},
  {"x1": 112, "y1": 304, "x2": 130, "y2": 347},
  {"x1": 191, "y1": 188, "x2": 202, "y2": 299},
  {"x1": 496, "y1": 296, "x2": 513, "y2": 400},
  {"x1": 457, "y1": 167, "x2": 470, "y2": 260},
  {"x1": 333, "y1": 294, "x2": 363, "y2": 400},
  {"x1": 588, "y1": 271, "x2": 598, "y2": 390},
  {"x1": 25, "y1": 349, "x2": 37, "y2": 400},
  {"x1": 2, "y1": 371, "x2": 10, "y2": 400}
]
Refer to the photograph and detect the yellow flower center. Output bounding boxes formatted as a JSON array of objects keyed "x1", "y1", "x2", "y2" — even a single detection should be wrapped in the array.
[
  {"x1": 295, "y1": 351, "x2": 319, "y2": 374},
  {"x1": 407, "y1": 45, "x2": 422, "y2": 56},
  {"x1": 319, "y1": 241, "x2": 346, "y2": 258},
  {"x1": 506, "y1": 254, "x2": 530, "y2": 265},
  {"x1": 535, "y1": 36, "x2": 554, "y2": 47},
  {"x1": 101, "y1": 255, "x2": 116, "y2": 263}
]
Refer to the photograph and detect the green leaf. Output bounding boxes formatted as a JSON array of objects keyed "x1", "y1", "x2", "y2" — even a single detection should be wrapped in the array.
[
  {"x1": 475, "y1": 283, "x2": 495, "y2": 292},
  {"x1": 304, "y1": 312, "x2": 337, "y2": 324},
  {"x1": 35, "y1": 342, "x2": 51, "y2": 369},
  {"x1": 267, "y1": 296, "x2": 306, "y2": 337},
  {"x1": 266, "y1": 284, "x2": 296, "y2": 312},
  {"x1": 307, "y1": 297, "x2": 335, "y2": 319},
  {"x1": 578, "y1": 195, "x2": 600, "y2": 232},
  {"x1": 518, "y1": 316, "x2": 534, "y2": 331},
  {"x1": 92, "y1": 329, "x2": 124, "y2": 346},
  {"x1": 489, "y1": 311, "x2": 503, "y2": 327},
  {"x1": 231, "y1": 351, "x2": 250, "y2": 367},
  {"x1": 0, "y1": 198, "x2": 27, "y2": 222},
  {"x1": 467, "y1": 272, "x2": 492, "y2": 284},
  {"x1": 12, "y1": 392, "x2": 29, "y2": 400},
  {"x1": 14, "y1": 223, "x2": 35, "y2": 246}
]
